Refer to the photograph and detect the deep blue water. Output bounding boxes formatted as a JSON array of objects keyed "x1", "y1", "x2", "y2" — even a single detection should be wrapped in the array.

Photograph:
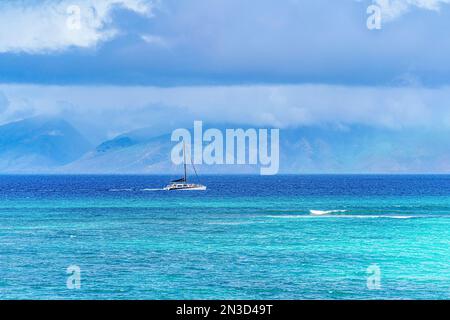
[{"x1": 0, "y1": 175, "x2": 449, "y2": 299}]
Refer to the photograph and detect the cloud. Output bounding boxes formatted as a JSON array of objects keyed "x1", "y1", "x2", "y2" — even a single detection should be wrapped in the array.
[
  {"x1": 0, "y1": 0, "x2": 153, "y2": 53},
  {"x1": 1, "y1": 84, "x2": 450, "y2": 143},
  {"x1": 2, "y1": 0, "x2": 450, "y2": 85},
  {"x1": 372, "y1": 0, "x2": 450, "y2": 20}
]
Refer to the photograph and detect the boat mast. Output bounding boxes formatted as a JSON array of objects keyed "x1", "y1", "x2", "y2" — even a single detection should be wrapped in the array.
[{"x1": 183, "y1": 141, "x2": 187, "y2": 182}]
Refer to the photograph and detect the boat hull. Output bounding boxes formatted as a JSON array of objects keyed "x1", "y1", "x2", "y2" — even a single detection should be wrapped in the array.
[{"x1": 163, "y1": 184, "x2": 207, "y2": 191}]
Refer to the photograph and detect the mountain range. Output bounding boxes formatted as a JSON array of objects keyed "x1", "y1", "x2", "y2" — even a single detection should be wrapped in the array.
[
  {"x1": 0, "y1": 117, "x2": 91, "y2": 173},
  {"x1": 0, "y1": 116, "x2": 448, "y2": 174}
]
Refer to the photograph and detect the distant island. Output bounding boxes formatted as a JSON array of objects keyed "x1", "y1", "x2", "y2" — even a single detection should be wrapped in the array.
[{"x1": 0, "y1": 116, "x2": 449, "y2": 174}]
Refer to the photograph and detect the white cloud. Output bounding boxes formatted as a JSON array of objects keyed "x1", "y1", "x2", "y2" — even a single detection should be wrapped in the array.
[
  {"x1": 1, "y1": 84, "x2": 450, "y2": 141},
  {"x1": 0, "y1": 0, "x2": 153, "y2": 53},
  {"x1": 373, "y1": 0, "x2": 450, "y2": 20}
]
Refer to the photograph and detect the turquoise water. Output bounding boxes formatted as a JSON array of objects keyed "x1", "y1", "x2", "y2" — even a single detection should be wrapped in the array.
[{"x1": 0, "y1": 175, "x2": 449, "y2": 299}]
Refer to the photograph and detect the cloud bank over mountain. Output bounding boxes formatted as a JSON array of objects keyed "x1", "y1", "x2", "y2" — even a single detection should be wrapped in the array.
[{"x1": 1, "y1": 84, "x2": 450, "y2": 144}]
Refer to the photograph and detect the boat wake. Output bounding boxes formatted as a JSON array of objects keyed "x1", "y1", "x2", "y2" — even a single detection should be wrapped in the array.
[
  {"x1": 109, "y1": 188, "x2": 134, "y2": 192},
  {"x1": 109, "y1": 188, "x2": 166, "y2": 192}
]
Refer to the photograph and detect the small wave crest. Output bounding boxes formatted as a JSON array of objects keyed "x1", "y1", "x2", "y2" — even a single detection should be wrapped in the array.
[
  {"x1": 267, "y1": 214, "x2": 414, "y2": 219},
  {"x1": 310, "y1": 209, "x2": 347, "y2": 216}
]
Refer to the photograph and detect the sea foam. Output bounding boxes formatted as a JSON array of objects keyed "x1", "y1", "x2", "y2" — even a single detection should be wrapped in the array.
[
  {"x1": 310, "y1": 209, "x2": 347, "y2": 216},
  {"x1": 267, "y1": 214, "x2": 414, "y2": 219}
]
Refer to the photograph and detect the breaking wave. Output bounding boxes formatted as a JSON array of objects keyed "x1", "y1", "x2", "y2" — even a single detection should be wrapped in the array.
[{"x1": 310, "y1": 210, "x2": 347, "y2": 216}]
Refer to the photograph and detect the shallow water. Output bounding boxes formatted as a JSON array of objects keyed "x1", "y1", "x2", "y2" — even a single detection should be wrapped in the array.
[{"x1": 0, "y1": 175, "x2": 449, "y2": 299}]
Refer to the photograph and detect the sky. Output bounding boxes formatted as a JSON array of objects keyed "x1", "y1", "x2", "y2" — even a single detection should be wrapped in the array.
[{"x1": 0, "y1": 0, "x2": 450, "y2": 144}]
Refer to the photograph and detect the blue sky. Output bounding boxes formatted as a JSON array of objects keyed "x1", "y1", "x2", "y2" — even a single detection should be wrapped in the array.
[{"x1": 1, "y1": 0, "x2": 450, "y2": 144}]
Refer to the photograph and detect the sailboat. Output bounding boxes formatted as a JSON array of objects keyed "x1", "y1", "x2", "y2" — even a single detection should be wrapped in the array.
[{"x1": 164, "y1": 142, "x2": 207, "y2": 191}]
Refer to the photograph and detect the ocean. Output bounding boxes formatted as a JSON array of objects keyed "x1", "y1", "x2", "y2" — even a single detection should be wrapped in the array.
[{"x1": 0, "y1": 175, "x2": 449, "y2": 300}]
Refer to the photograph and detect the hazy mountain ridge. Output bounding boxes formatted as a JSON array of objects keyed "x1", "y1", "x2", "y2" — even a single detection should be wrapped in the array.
[
  {"x1": 59, "y1": 123, "x2": 450, "y2": 174},
  {"x1": 0, "y1": 117, "x2": 449, "y2": 174},
  {"x1": 0, "y1": 116, "x2": 92, "y2": 173}
]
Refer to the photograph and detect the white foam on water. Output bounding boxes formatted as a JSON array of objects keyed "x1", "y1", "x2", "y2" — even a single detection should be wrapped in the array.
[
  {"x1": 267, "y1": 214, "x2": 415, "y2": 219},
  {"x1": 141, "y1": 188, "x2": 164, "y2": 191},
  {"x1": 310, "y1": 209, "x2": 347, "y2": 216},
  {"x1": 387, "y1": 215, "x2": 414, "y2": 219},
  {"x1": 329, "y1": 215, "x2": 414, "y2": 219}
]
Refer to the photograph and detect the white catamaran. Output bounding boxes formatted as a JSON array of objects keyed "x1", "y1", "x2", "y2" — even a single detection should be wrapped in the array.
[{"x1": 164, "y1": 143, "x2": 207, "y2": 191}]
